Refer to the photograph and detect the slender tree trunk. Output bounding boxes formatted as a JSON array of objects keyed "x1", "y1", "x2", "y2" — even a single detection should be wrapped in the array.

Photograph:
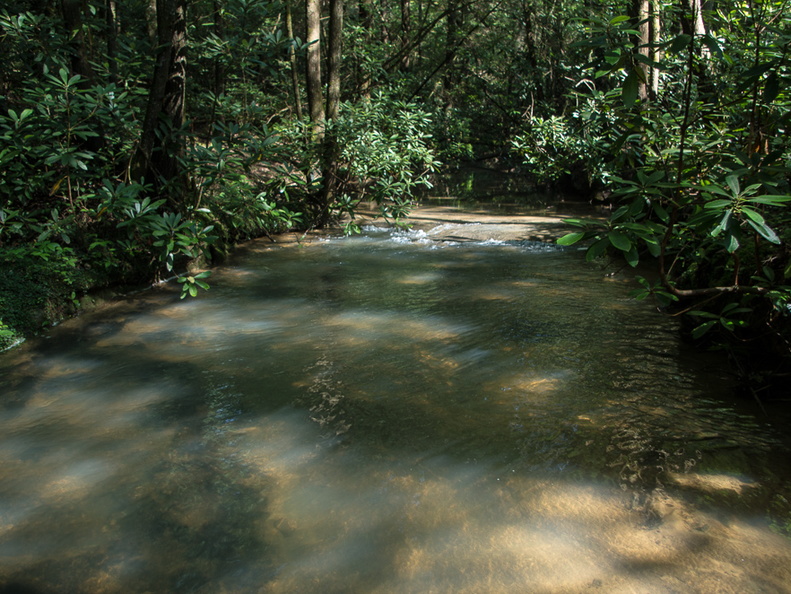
[
  {"x1": 636, "y1": 0, "x2": 651, "y2": 102},
  {"x1": 325, "y1": 0, "x2": 343, "y2": 122},
  {"x1": 306, "y1": 0, "x2": 325, "y2": 139},
  {"x1": 651, "y1": 1, "x2": 661, "y2": 97},
  {"x1": 60, "y1": 0, "x2": 98, "y2": 84},
  {"x1": 145, "y1": 0, "x2": 158, "y2": 46},
  {"x1": 400, "y1": 0, "x2": 412, "y2": 70},
  {"x1": 681, "y1": 0, "x2": 710, "y2": 59},
  {"x1": 286, "y1": 1, "x2": 303, "y2": 119},
  {"x1": 212, "y1": 0, "x2": 225, "y2": 98},
  {"x1": 133, "y1": 0, "x2": 188, "y2": 200},
  {"x1": 105, "y1": 0, "x2": 119, "y2": 85},
  {"x1": 442, "y1": 0, "x2": 462, "y2": 105},
  {"x1": 318, "y1": 0, "x2": 344, "y2": 227},
  {"x1": 357, "y1": 0, "x2": 373, "y2": 98},
  {"x1": 60, "y1": 0, "x2": 105, "y2": 154}
]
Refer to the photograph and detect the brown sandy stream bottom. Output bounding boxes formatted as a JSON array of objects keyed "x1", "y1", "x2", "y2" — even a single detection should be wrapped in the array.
[{"x1": 1, "y1": 209, "x2": 791, "y2": 593}]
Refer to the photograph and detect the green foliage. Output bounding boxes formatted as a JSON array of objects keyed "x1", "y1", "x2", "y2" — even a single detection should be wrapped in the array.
[
  {"x1": 331, "y1": 93, "x2": 442, "y2": 226},
  {"x1": 178, "y1": 270, "x2": 212, "y2": 299},
  {"x1": 0, "y1": 318, "x2": 21, "y2": 350},
  {"x1": 512, "y1": 111, "x2": 611, "y2": 185},
  {"x1": 553, "y1": 4, "x2": 791, "y2": 363},
  {"x1": 207, "y1": 176, "x2": 303, "y2": 243}
]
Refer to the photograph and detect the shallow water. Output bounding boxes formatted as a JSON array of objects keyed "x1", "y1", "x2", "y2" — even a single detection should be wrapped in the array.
[{"x1": 2, "y1": 219, "x2": 791, "y2": 593}]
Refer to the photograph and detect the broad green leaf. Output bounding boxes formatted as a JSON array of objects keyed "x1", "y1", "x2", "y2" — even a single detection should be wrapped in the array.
[
  {"x1": 691, "y1": 320, "x2": 717, "y2": 339},
  {"x1": 645, "y1": 238, "x2": 661, "y2": 257},
  {"x1": 608, "y1": 230, "x2": 632, "y2": 251},
  {"x1": 669, "y1": 34, "x2": 692, "y2": 53},
  {"x1": 725, "y1": 175, "x2": 740, "y2": 196},
  {"x1": 721, "y1": 303, "x2": 751, "y2": 315},
  {"x1": 628, "y1": 196, "x2": 649, "y2": 218},
  {"x1": 711, "y1": 210, "x2": 731, "y2": 236},
  {"x1": 701, "y1": 35, "x2": 722, "y2": 60},
  {"x1": 763, "y1": 73, "x2": 780, "y2": 104},
  {"x1": 704, "y1": 199, "x2": 732, "y2": 210},
  {"x1": 557, "y1": 232, "x2": 585, "y2": 246},
  {"x1": 622, "y1": 71, "x2": 639, "y2": 108},
  {"x1": 724, "y1": 233, "x2": 739, "y2": 253},
  {"x1": 746, "y1": 219, "x2": 780, "y2": 244},
  {"x1": 699, "y1": 184, "x2": 731, "y2": 197},
  {"x1": 747, "y1": 195, "x2": 791, "y2": 206},
  {"x1": 625, "y1": 245, "x2": 639, "y2": 267},
  {"x1": 741, "y1": 207, "x2": 765, "y2": 225},
  {"x1": 611, "y1": 205, "x2": 630, "y2": 222},
  {"x1": 689, "y1": 310, "x2": 719, "y2": 319},
  {"x1": 586, "y1": 237, "x2": 609, "y2": 261},
  {"x1": 653, "y1": 202, "x2": 670, "y2": 222},
  {"x1": 609, "y1": 15, "x2": 631, "y2": 25}
]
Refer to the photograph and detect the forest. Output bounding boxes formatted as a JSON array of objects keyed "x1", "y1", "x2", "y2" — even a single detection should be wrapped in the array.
[{"x1": 1, "y1": 0, "x2": 790, "y2": 394}]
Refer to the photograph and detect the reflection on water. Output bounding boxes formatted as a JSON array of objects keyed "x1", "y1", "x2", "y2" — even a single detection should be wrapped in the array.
[{"x1": 2, "y1": 222, "x2": 791, "y2": 593}]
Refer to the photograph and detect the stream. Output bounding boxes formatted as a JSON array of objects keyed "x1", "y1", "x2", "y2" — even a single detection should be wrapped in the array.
[{"x1": 2, "y1": 206, "x2": 791, "y2": 593}]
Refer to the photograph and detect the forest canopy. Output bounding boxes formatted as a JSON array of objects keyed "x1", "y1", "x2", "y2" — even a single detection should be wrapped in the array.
[{"x1": 1, "y1": 0, "x2": 790, "y2": 390}]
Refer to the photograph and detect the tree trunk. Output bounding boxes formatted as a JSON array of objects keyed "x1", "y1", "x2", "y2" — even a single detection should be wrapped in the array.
[
  {"x1": 635, "y1": 0, "x2": 650, "y2": 102},
  {"x1": 132, "y1": 0, "x2": 188, "y2": 200},
  {"x1": 145, "y1": 0, "x2": 158, "y2": 46},
  {"x1": 400, "y1": 0, "x2": 412, "y2": 71},
  {"x1": 60, "y1": 0, "x2": 98, "y2": 84},
  {"x1": 442, "y1": 0, "x2": 462, "y2": 104},
  {"x1": 325, "y1": 0, "x2": 343, "y2": 122},
  {"x1": 317, "y1": 0, "x2": 344, "y2": 227},
  {"x1": 357, "y1": 0, "x2": 373, "y2": 98},
  {"x1": 286, "y1": 1, "x2": 303, "y2": 119},
  {"x1": 105, "y1": 0, "x2": 119, "y2": 85},
  {"x1": 651, "y1": 1, "x2": 661, "y2": 97},
  {"x1": 306, "y1": 0, "x2": 325, "y2": 140},
  {"x1": 681, "y1": 0, "x2": 710, "y2": 59}
]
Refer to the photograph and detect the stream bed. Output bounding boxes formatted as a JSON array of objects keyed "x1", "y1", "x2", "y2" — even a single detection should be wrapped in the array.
[{"x1": 2, "y1": 209, "x2": 791, "y2": 593}]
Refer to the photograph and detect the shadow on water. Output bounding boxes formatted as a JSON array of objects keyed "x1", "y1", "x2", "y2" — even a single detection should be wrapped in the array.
[
  {"x1": 1, "y1": 217, "x2": 791, "y2": 592},
  {"x1": 0, "y1": 323, "x2": 276, "y2": 592}
]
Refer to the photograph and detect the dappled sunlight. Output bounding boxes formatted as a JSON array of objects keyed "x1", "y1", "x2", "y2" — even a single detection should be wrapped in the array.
[
  {"x1": 667, "y1": 471, "x2": 758, "y2": 495},
  {"x1": 394, "y1": 271, "x2": 446, "y2": 285},
  {"x1": 494, "y1": 373, "x2": 566, "y2": 399},
  {"x1": 228, "y1": 412, "x2": 791, "y2": 592},
  {"x1": 326, "y1": 309, "x2": 474, "y2": 344}
]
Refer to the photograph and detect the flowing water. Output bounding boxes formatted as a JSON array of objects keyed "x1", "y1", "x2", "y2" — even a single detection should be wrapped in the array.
[{"x1": 2, "y1": 213, "x2": 791, "y2": 593}]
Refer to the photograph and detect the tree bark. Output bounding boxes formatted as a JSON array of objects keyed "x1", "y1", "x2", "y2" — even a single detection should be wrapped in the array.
[
  {"x1": 400, "y1": 0, "x2": 412, "y2": 71},
  {"x1": 651, "y1": 1, "x2": 661, "y2": 97},
  {"x1": 317, "y1": 0, "x2": 344, "y2": 227},
  {"x1": 145, "y1": 0, "x2": 158, "y2": 46},
  {"x1": 60, "y1": 0, "x2": 98, "y2": 84},
  {"x1": 105, "y1": 0, "x2": 119, "y2": 85},
  {"x1": 635, "y1": 0, "x2": 651, "y2": 102},
  {"x1": 442, "y1": 0, "x2": 462, "y2": 104},
  {"x1": 306, "y1": 0, "x2": 325, "y2": 140},
  {"x1": 325, "y1": 0, "x2": 344, "y2": 122},
  {"x1": 681, "y1": 0, "x2": 710, "y2": 59},
  {"x1": 132, "y1": 0, "x2": 188, "y2": 199},
  {"x1": 286, "y1": 1, "x2": 303, "y2": 119},
  {"x1": 356, "y1": 0, "x2": 374, "y2": 98}
]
